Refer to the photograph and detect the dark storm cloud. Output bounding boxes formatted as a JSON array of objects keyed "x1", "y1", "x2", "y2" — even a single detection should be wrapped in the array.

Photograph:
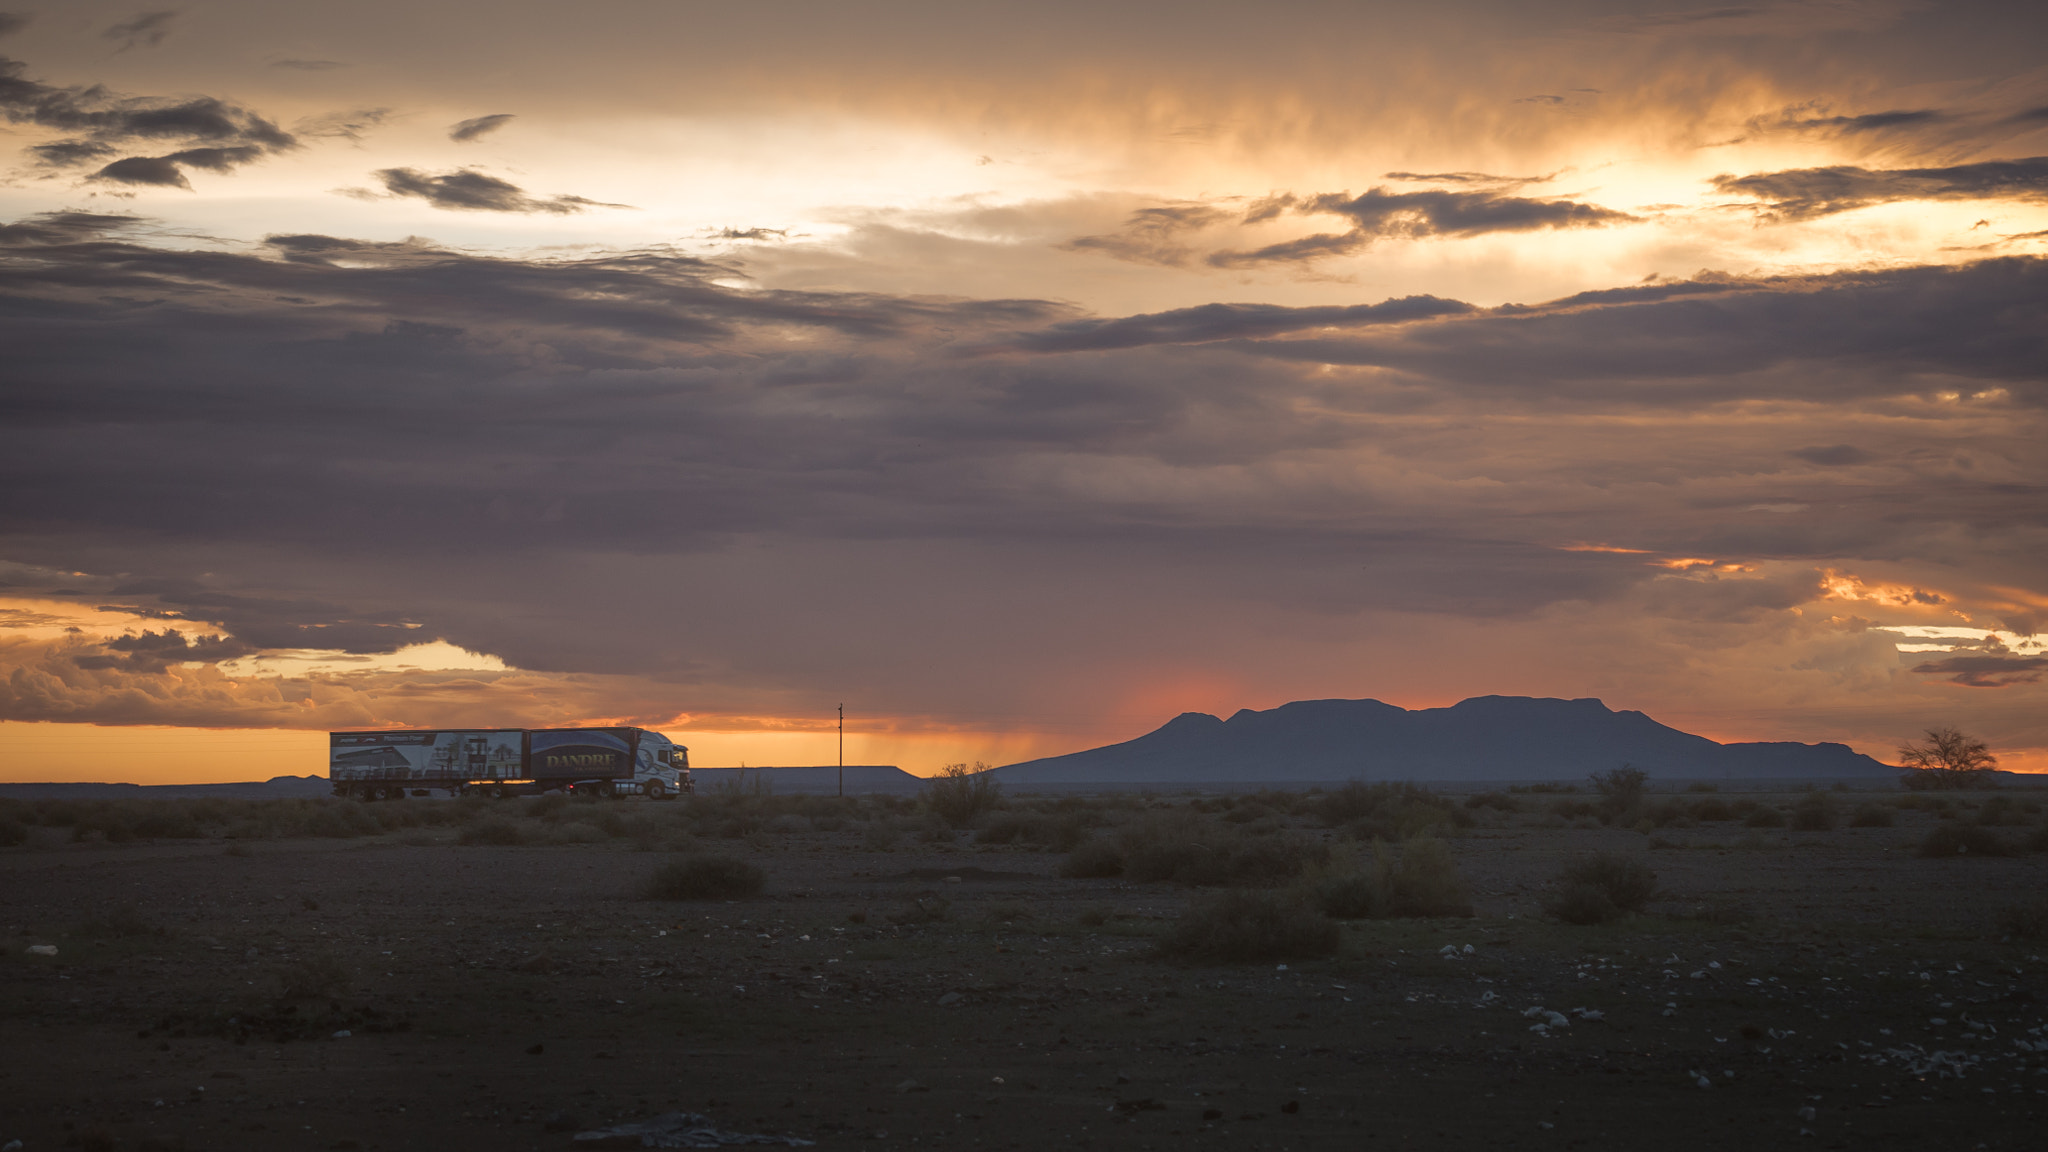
[
  {"x1": 1774, "y1": 108, "x2": 1946, "y2": 135},
  {"x1": 1714, "y1": 156, "x2": 2048, "y2": 220},
  {"x1": 1789, "y1": 444, "x2": 1872, "y2": 466},
  {"x1": 28, "y1": 139, "x2": 116, "y2": 166},
  {"x1": 0, "y1": 12, "x2": 28, "y2": 39},
  {"x1": 295, "y1": 107, "x2": 390, "y2": 142},
  {"x1": 94, "y1": 583, "x2": 426, "y2": 654},
  {"x1": 1207, "y1": 188, "x2": 1636, "y2": 267},
  {"x1": 983, "y1": 295, "x2": 1475, "y2": 354},
  {"x1": 102, "y1": 11, "x2": 177, "y2": 52},
  {"x1": 0, "y1": 212, "x2": 2042, "y2": 677},
  {"x1": 1910, "y1": 655, "x2": 2048, "y2": 688},
  {"x1": 72, "y1": 628, "x2": 255, "y2": 672},
  {"x1": 0, "y1": 209, "x2": 143, "y2": 245},
  {"x1": 1, "y1": 53, "x2": 295, "y2": 180},
  {"x1": 93, "y1": 145, "x2": 266, "y2": 187},
  {"x1": 370, "y1": 167, "x2": 631, "y2": 214},
  {"x1": 1383, "y1": 171, "x2": 1553, "y2": 187},
  {"x1": 448, "y1": 113, "x2": 514, "y2": 142},
  {"x1": 1228, "y1": 259, "x2": 2048, "y2": 402},
  {"x1": 1063, "y1": 203, "x2": 1229, "y2": 266}
]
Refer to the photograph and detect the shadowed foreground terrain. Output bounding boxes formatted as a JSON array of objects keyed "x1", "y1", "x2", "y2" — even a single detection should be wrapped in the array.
[{"x1": 3, "y1": 785, "x2": 2046, "y2": 1150}]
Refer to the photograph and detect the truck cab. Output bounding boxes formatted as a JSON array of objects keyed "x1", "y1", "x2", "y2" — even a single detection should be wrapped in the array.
[{"x1": 634, "y1": 730, "x2": 693, "y2": 799}]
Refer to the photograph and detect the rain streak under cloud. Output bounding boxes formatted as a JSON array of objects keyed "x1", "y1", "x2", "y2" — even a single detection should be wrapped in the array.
[{"x1": 1, "y1": 0, "x2": 2046, "y2": 779}]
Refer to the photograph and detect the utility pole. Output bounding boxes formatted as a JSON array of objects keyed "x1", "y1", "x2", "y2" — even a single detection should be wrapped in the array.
[{"x1": 837, "y1": 703, "x2": 844, "y2": 798}]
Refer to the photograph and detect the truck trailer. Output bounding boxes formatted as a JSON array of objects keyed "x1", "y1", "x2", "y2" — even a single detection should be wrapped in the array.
[{"x1": 328, "y1": 727, "x2": 691, "y2": 800}]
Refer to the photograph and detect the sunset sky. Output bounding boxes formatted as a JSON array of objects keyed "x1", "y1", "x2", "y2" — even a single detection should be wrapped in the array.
[{"x1": 2, "y1": 0, "x2": 2045, "y2": 783}]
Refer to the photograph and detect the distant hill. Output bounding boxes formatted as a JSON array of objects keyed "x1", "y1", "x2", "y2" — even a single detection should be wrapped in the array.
[
  {"x1": 992, "y1": 696, "x2": 1894, "y2": 783},
  {"x1": 0, "y1": 775, "x2": 335, "y2": 800}
]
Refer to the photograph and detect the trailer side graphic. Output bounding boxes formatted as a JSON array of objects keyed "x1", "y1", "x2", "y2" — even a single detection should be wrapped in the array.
[{"x1": 328, "y1": 728, "x2": 690, "y2": 800}]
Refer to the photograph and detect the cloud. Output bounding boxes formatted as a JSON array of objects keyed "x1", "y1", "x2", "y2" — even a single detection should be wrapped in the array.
[
  {"x1": 713, "y1": 227, "x2": 789, "y2": 242},
  {"x1": 0, "y1": 53, "x2": 296, "y2": 181},
  {"x1": 448, "y1": 113, "x2": 514, "y2": 142},
  {"x1": 981, "y1": 295, "x2": 1475, "y2": 354},
  {"x1": 1207, "y1": 188, "x2": 1636, "y2": 267},
  {"x1": 1383, "y1": 171, "x2": 1555, "y2": 187},
  {"x1": 72, "y1": 628, "x2": 256, "y2": 673},
  {"x1": 0, "y1": 213, "x2": 2041, "y2": 754},
  {"x1": 102, "y1": 11, "x2": 177, "y2": 52},
  {"x1": 1597, "y1": 1, "x2": 1924, "y2": 37},
  {"x1": 1789, "y1": 444, "x2": 1872, "y2": 465},
  {"x1": 1063, "y1": 203, "x2": 1230, "y2": 267},
  {"x1": 1910, "y1": 654, "x2": 2048, "y2": 688},
  {"x1": 295, "y1": 107, "x2": 390, "y2": 142},
  {"x1": 1714, "y1": 156, "x2": 2048, "y2": 220},
  {"x1": 270, "y1": 58, "x2": 346, "y2": 72},
  {"x1": 1769, "y1": 108, "x2": 1947, "y2": 135},
  {"x1": 369, "y1": 167, "x2": 632, "y2": 214},
  {"x1": 0, "y1": 13, "x2": 28, "y2": 39}
]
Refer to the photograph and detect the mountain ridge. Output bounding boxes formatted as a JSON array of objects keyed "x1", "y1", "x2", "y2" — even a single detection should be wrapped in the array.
[{"x1": 992, "y1": 695, "x2": 1893, "y2": 782}]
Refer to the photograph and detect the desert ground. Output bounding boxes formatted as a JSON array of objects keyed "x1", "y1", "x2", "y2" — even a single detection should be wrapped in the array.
[{"x1": 3, "y1": 782, "x2": 2046, "y2": 1151}]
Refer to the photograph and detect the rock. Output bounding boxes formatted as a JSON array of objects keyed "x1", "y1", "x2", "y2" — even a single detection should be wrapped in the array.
[
  {"x1": 895, "y1": 1079, "x2": 927, "y2": 1093},
  {"x1": 331, "y1": 1030, "x2": 352, "y2": 1039},
  {"x1": 937, "y1": 992, "x2": 965, "y2": 1007},
  {"x1": 544, "y1": 1111, "x2": 584, "y2": 1132},
  {"x1": 26, "y1": 945, "x2": 56, "y2": 957}
]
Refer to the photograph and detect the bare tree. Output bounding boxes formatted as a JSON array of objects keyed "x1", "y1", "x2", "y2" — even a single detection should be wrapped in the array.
[{"x1": 1897, "y1": 726, "x2": 1997, "y2": 790}]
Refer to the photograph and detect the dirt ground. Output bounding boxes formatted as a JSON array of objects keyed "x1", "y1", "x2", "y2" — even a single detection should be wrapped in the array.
[{"x1": 3, "y1": 787, "x2": 2046, "y2": 1151}]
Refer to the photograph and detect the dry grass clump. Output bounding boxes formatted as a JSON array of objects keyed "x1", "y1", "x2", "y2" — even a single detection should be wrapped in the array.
[
  {"x1": 1543, "y1": 853, "x2": 1658, "y2": 925},
  {"x1": 975, "y1": 811, "x2": 1090, "y2": 851},
  {"x1": 73, "y1": 904, "x2": 165, "y2": 940},
  {"x1": 1156, "y1": 890, "x2": 1339, "y2": 964},
  {"x1": 1737, "y1": 801, "x2": 1788, "y2": 829},
  {"x1": 1919, "y1": 823, "x2": 2012, "y2": 857},
  {"x1": 1058, "y1": 813, "x2": 1327, "y2": 886},
  {"x1": 1974, "y1": 796, "x2": 2038, "y2": 827},
  {"x1": 1313, "y1": 782, "x2": 1469, "y2": 840},
  {"x1": 1848, "y1": 802, "x2": 1896, "y2": 828},
  {"x1": 1687, "y1": 797, "x2": 1736, "y2": 822},
  {"x1": 274, "y1": 955, "x2": 353, "y2": 1003},
  {"x1": 1789, "y1": 792, "x2": 1837, "y2": 831},
  {"x1": 644, "y1": 854, "x2": 764, "y2": 900},
  {"x1": 1308, "y1": 837, "x2": 1473, "y2": 920},
  {"x1": 456, "y1": 818, "x2": 528, "y2": 846},
  {"x1": 1997, "y1": 900, "x2": 2048, "y2": 941}
]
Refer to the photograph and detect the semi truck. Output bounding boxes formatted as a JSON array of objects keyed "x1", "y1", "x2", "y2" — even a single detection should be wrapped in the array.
[{"x1": 328, "y1": 727, "x2": 692, "y2": 800}]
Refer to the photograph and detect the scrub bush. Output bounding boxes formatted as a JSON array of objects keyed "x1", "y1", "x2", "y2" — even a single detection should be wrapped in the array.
[
  {"x1": 644, "y1": 854, "x2": 764, "y2": 900},
  {"x1": 924, "y1": 763, "x2": 1003, "y2": 828},
  {"x1": 1544, "y1": 853, "x2": 1658, "y2": 924},
  {"x1": 1156, "y1": 890, "x2": 1339, "y2": 964}
]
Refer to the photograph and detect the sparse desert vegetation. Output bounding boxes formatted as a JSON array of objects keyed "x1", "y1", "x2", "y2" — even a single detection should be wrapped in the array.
[{"x1": 4, "y1": 780, "x2": 2048, "y2": 1149}]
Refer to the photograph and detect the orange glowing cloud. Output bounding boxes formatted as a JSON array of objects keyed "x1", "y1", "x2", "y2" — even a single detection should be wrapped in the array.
[{"x1": 1818, "y1": 568, "x2": 1948, "y2": 608}]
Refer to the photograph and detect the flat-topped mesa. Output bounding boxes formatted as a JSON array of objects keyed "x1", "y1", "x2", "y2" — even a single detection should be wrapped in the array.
[{"x1": 991, "y1": 695, "x2": 1891, "y2": 784}]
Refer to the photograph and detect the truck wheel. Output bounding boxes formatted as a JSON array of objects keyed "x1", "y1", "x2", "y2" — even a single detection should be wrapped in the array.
[
  {"x1": 644, "y1": 779, "x2": 665, "y2": 800},
  {"x1": 489, "y1": 784, "x2": 509, "y2": 800},
  {"x1": 597, "y1": 780, "x2": 616, "y2": 799}
]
